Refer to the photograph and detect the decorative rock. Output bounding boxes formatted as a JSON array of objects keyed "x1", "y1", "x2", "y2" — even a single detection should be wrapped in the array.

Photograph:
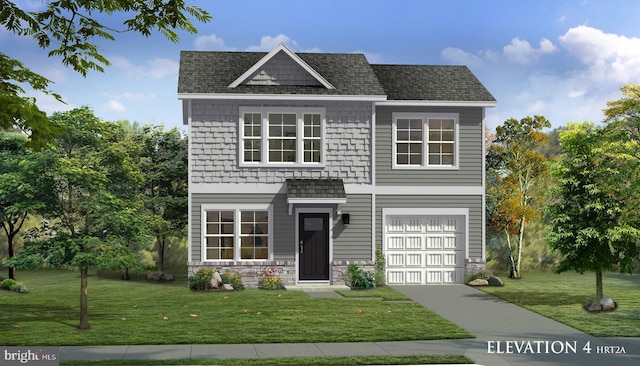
[
  {"x1": 161, "y1": 273, "x2": 174, "y2": 282},
  {"x1": 223, "y1": 284, "x2": 234, "y2": 291},
  {"x1": 468, "y1": 279, "x2": 489, "y2": 286},
  {"x1": 588, "y1": 302, "x2": 603, "y2": 312},
  {"x1": 146, "y1": 272, "x2": 161, "y2": 281},
  {"x1": 599, "y1": 297, "x2": 616, "y2": 311},
  {"x1": 487, "y1": 276, "x2": 504, "y2": 286},
  {"x1": 211, "y1": 272, "x2": 223, "y2": 289}
]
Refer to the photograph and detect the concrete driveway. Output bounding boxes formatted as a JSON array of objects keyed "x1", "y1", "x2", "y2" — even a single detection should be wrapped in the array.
[{"x1": 393, "y1": 285, "x2": 640, "y2": 366}]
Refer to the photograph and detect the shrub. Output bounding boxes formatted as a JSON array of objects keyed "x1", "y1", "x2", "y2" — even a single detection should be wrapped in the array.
[
  {"x1": 375, "y1": 246, "x2": 386, "y2": 287},
  {"x1": 1, "y1": 278, "x2": 17, "y2": 290},
  {"x1": 188, "y1": 272, "x2": 203, "y2": 290},
  {"x1": 188, "y1": 268, "x2": 216, "y2": 291},
  {"x1": 258, "y1": 267, "x2": 285, "y2": 290},
  {"x1": 221, "y1": 271, "x2": 245, "y2": 290},
  {"x1": 345, "y1": 263, "x2": 375, "y2": 289}
]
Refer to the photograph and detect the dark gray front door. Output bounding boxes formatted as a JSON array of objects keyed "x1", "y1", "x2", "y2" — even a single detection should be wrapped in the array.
[{"x1": 299, "y1": 213, "x2": 329, "y2": 281}]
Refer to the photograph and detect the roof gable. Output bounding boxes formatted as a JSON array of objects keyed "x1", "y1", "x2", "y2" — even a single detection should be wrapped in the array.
[{"x1": 228, "y1": 44, "x2": 335, "y2": 89}]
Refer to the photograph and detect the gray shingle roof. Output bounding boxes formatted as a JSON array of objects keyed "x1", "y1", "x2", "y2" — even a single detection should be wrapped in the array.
[
  {"x1": 178, "y1": 50, "x2": 495, "y2": 102},
  {"x1": 178, "y1": 51, "x2": 386, "y2": 96},
  {"x1": 371, "y1": 64, "x2": 496, "y2": 102},
  {"x1": 286, "y1": 179, "x2": 346, "y2": 199}
]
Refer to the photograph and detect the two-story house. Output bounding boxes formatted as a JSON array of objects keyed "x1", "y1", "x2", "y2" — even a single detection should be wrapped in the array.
[{"x1": 178, "y1": 44, "x2": 495, "y2": 286}]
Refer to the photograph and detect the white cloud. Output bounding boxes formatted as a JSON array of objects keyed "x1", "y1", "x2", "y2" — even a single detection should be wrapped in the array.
[
  {"x1": 110, "y1": 56, "x2": 178, "y2": 80},
  {"x1": 559, "y1": 25, "x2": 640, "y2": 84},
  {"x1": 503, "y1": 37, "x2": 556, "y2": 65},
  {"x1": 103, "y1": 99, "x2": 127, "y2": 112},
  {"x1": 194, "y1": 34, "x2": 235, "y2": 51},
  {"x1": 103, "y1": 92, "x2": 157, "y2": 100},
  {"x1": 441, "y1": 47, "x2": 484, "y2": 68},
  {"x1": 245, "y1": 34, "x2": 298, "y2": 51}
]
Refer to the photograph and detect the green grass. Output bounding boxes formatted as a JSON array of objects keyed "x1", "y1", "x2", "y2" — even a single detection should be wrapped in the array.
[
  {"x1": 0, "y1": 270, "x2": 472, "y2": 346},
  {"x1": 62, "y1": 355, "x2": 474, "y2": 365},
  {"x1": 478, "y1": 270, "x2": 640, "y2": 337}
]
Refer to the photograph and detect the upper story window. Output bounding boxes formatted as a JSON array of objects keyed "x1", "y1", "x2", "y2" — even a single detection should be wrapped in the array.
[
  {"x1": 392, "y1": 112, "x2": 459, "y2": 169},
  {"x1": 240, "y1": 107, "x2": 325, "y2": 167}
]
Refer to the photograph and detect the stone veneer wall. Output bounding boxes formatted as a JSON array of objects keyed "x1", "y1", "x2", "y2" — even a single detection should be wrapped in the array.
[
  {"x1": 189, "y1": 100, "x2": 372, "y2": 184},
  {"x1": 465, "y1": 258, "x2": 486, "y2": 278},
  {"x1": 188, "y1": 260, "x2": 376, "y2": 287}
]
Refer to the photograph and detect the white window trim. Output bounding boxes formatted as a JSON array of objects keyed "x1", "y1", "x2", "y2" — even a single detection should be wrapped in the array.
[
  {"x1": 201, "y1": 204, "x2": 274, "y2": 262},
  {"x1": 239, "y1": 107, "x2": 326, "y2": 168},
  {"x1": 391, "y1": 112, "x2": 459, "y2": 170}
]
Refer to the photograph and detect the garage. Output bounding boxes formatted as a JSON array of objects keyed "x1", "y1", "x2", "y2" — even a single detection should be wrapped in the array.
[{"x1": 384, "y1": 215, "x2": 466, "y2": 284}]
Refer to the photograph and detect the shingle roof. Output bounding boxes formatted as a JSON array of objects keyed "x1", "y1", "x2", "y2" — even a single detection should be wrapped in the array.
[
  {"x1": 371, "y1": 64, "x2": 496, "y2": 102},
  {"x1": 285, "y1": 179, "x2": 346, "y2": 199},
  {"x1": 178, "y1": 51, "x2": 386, "y2": 96},
  {"x1": 178, "y1": 50, "x2": 495, "y2": 102}
]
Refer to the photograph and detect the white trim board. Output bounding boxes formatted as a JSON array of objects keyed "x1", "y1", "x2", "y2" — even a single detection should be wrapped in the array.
[{"x1": 178, "y1": 93, "x2": 387, "y2": 101}]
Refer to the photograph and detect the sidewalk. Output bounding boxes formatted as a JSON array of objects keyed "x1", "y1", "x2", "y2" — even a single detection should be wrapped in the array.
[{"x1": 59, "y1": 285, "x2": 640, "y2": 365}]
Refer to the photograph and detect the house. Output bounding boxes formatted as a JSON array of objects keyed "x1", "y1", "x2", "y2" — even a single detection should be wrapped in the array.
[{"x1": 178, "y1": 44, "x2": 495, "y2": 286}]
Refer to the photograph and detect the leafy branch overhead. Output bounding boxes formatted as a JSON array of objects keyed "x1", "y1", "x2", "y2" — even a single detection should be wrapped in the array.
[{"x1": 0, "y1": 0, "x2": 212, "y2": 76}]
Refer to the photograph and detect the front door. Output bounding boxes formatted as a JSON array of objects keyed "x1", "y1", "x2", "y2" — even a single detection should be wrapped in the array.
[{"x1": 299, "y1": 213, "x2": 330, "y2": 281}]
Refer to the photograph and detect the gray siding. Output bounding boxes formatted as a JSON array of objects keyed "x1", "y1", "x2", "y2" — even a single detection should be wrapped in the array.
[
  {"x1": 375, "y1": 195, "x2": 483, "y2": 258},
  {"x1": 191, "y1": 193, "x2": 373, "y2": 262},
  {"x1": 375, "y1": 106, "x2": 483, "y2": 186},
  {"x1": 190, "y1": 99, "x2": 372, "y2": 184}
]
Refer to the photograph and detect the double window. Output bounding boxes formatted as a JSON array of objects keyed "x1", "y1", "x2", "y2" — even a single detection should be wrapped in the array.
[
  {"x1": 240, "y1": 107, "x2": 325, "y2": 166},
  {"x1": 202, "y1": 205, "x2": 272, "y2": 261},
  {"x1": 392, "y1": 113, "x2": 458, "y2": 169}
]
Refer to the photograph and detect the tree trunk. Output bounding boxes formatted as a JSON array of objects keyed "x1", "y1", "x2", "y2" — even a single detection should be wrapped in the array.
[
  {"x1": 595, "y1": 268, "x2": 603, "y2": 302},
  {"x1": 7, "y1": 231, "x2": 16, "y2": 280},
  {"x1": 506, "y1": 233, "x2": 516, "y2": 278},
  {"x1": 157, "y1": 236, "x2": 165, "y2": 274},
  {"x1": 78, "y1": 267, "x2": 90, "y2": 330},
  {"x1": 514, "y1": 216, "x2": 526, "y2": 279},
  {"x1": 123, "y1": 267, "x2": 130, "y2": 280}
]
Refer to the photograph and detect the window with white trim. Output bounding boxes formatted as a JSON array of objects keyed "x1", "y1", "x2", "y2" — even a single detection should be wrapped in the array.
[
  {"x1": 203, "y1": 205, "x2": 272, "y2": 261},
  {"x1": 392, "y1": 113, "x2": 458, "y2": 169},
  {"x1": 240, "y1": 107, "x2": 325, "y2": 166}
]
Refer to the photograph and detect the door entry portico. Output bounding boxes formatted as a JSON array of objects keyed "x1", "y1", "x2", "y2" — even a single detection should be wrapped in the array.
[{"x1": 298, "y1": 213, "x2": 330, "y2": 281}]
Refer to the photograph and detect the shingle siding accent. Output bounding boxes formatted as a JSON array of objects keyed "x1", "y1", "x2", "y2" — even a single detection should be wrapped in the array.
[
  {"x1": 375, "y1": 106, "x2": 484, "y2": 186},
  {"x1": 375, "y1": 195, "x2": 483, "y2": 258},
  {"x1": 190, "y1": 100, "x2": 372, "y2": 184},
  {"x1": 245, "y1": 51, "x2": 322, "y2": 87}
]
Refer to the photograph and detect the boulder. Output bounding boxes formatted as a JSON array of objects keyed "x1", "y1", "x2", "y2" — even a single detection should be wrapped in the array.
[
  {"x1": 599, "y1": 297, "x2": 617, "y2": 311},
  {"x1": 488, "y1": 276, "x2": 504, "y2": 286},
  {"x1": 210, "y1": 271, "x2": 223, "y2": 289},
  {"x1": 468, "y1": 279, "x2": 489, "y2": 286},
  {"x1": 146, "y1": 271, "x2": 161, "y2": 281},
  {"x1": 223, "y1": 283, "x2": 234, "y2": 291},
  {"x1": 588, "y1": 302, "x2": 603, "y2": 312},
  {"x1": 161, "y1": 273, "x2": 174, "y2": 282}
]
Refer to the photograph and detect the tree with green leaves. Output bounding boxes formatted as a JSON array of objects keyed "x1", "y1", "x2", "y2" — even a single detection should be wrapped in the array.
[
  {"x1": 9, "y1": 107, "x2": 147, "y2": 329},
  {"x1": 0, "y1": 0, "x2": 211, "y2": 147},
  {"x1": 0, "y1": 131, "x2": 56, "y2": 279},
  {"x1": 486, "y1": 115, "x2": 551, "y2": 278},
  {"x1": 135, "y1": 126, "x2": 187, "y2": 275},
  {"x1": 546, "y1": 122, "x2": 640, "y2": 304}
]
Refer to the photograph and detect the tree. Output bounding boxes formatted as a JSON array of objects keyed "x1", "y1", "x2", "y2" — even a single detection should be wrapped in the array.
[
  {"x1": 0, "y1": 131, "x2": 56, "y2": 278},
  {"x1": 135, "y1": 126, "x2": 187, "y2": 275},
  {"x1": 0, "y1": 1, "x2": 211, "y2": 147},
  {"x1": 10, "y1": 107, "x2": 146, "y2": 329},
  {"x1": 546, "y1": 122, "x2": 640, "y2": 303},
  {"x1": 486, "y1": 116, "x2": 551, "y2": 278}
]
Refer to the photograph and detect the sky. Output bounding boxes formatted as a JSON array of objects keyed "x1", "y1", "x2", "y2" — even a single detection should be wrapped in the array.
[{"x1": 4, "y1": 0, "x2": 640, "y2": 131}]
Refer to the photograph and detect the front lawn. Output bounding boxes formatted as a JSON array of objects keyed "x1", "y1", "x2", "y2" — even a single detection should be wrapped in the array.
[
  {"x1": 0, "y1": 270, "x2": 472, "y2": 346},
  {"x1": 478, "y1": 270, "x2": 640, "y2": 337}
]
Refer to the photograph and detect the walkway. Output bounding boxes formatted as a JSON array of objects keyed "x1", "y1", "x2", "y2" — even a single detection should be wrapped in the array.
[{"x1": 59, "y1": 285, "x2": 640, "y2": 365}]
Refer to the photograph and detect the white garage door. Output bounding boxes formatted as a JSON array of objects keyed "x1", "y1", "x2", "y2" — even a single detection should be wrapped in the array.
[{"x1": 385, "y1": 215, "x2": 465, "y2": 284}]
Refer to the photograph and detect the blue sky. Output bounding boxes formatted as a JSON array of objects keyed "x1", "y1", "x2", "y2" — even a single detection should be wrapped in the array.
[{"x1": 4, "y1": 0, "x2": 640, "y2": 130}]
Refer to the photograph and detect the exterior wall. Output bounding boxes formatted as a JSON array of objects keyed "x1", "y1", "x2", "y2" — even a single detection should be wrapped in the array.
[
  {"x1": 189, "y1": 192, "x2": 373, "y2": 286},
  {"x1": 375, "y1": 106, "x2": 484, "y2": 186},
  {"x1": 190, "y1": 99, "x2": 372, "y2": 185},
  {"x1": 245, "y1": 51, "x2": 322, "y2": 86},
  {"x1": 375, "y1": 194, "x2": 483, "y2": 259}
]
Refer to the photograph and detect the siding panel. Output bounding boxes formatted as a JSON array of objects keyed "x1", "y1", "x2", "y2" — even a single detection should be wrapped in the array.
[{"x1": 376, "y1": 106, "x2": 483, "y2": 186}]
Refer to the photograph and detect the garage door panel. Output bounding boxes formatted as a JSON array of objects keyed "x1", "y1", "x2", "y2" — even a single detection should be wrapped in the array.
[{"x1": 385, "y1": 214, "x2": 465, "y2": 285}]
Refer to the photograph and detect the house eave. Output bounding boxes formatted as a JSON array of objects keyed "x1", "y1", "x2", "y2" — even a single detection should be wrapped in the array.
[
  {"x1": 178, "y1": 93, "x2": 388, "y2": 102},
  {"x1": 376, "y1": 100, "x2": 497, "y2": 108}
]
